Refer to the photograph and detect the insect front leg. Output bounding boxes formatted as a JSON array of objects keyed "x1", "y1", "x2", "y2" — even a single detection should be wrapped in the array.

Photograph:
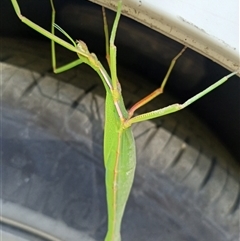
[{"x1": 11, "y1": 0, "x2": 82, "y2": 54}]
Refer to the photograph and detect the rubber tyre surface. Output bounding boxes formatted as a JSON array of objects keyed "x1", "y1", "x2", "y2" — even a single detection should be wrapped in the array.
[{"x1": 1, "y1": 37, "x2": 240, "y2": 241}]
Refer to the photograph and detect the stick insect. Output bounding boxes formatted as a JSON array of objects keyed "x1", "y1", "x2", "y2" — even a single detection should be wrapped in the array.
[{"x1": 11, "y1": 0, "x2": 238, "y2": 240}]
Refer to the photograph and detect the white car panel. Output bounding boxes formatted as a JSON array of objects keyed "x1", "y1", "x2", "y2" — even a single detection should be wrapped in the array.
[{"x1": 89, "y1": 0, "x2": 239, "y2": 73}]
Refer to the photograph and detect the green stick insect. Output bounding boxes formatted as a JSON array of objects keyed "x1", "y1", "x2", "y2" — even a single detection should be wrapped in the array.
[{"x1": 11, "y1": 0, "x2": 238, "y2": 240}]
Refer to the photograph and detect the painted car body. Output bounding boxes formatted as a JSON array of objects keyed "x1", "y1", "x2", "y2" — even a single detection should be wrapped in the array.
[{"x1": 90, "y1": 0, "x2": 239, "y2": 73}]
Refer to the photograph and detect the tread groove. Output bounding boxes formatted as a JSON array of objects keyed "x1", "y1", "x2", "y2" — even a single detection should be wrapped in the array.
[
  {"x1": 181, "y1": 148, "x2": 201, "y2": 182},
  {"x1": 20, "y1": 77, "x2": 43, "y2": 98},
  {"x1": 163, "y1": 122, "x2": 178, "y2": 147},
  {"x1": 84, "y1": 83, "x2": 98, "y2": 94},
  {"x1": 142, "y1": 126, "x2": 160, "y2": 151},
  {"x1": 169, "y1": 140, "x2": 187, "y2": 167},
  {"x1": 71, "y1": 84, "x2": 98, "y2": 109},
  {"x1": 200, "y1": 158, "x2": 217, "y2": 190},
  {"x1": 229, "y1": 184, "x2": 240, "y2": 214}
]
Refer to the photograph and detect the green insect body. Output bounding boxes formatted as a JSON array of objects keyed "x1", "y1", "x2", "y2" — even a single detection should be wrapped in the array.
[
  {"x1": 104, "y1": 90, "x2": 136, "y2": 241},
  {"x1": 78, "y1": 34, "x2": 136, "y2": 240}
]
